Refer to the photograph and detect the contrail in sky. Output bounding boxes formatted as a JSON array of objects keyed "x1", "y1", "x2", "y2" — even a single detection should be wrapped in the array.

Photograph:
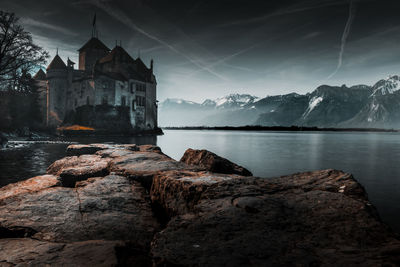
[{"x1": 327, "y1": 0, "x2": 356, "y2": 80}]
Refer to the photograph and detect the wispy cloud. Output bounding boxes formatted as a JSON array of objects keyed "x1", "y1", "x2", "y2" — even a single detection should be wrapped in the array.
[
  {"x1": 21, "y1": 18, "x2": 78, "y2": 36},
  {"x1": 326, "y1": 0, "x2": 357, "y2": 80},
  {"x1": 222, "y1": 0, "x2": 348, "y2": 27}
]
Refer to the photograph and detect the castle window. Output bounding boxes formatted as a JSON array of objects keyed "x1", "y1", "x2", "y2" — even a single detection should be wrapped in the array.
[
  {"x1": 74, "y1": 98, "x2": 77, "y2": 107},
  {"x1": 130, "y1": 83, "x2": 135, "y2": 93},
  {"x1": 102, "y1": 95, "x2": 108, "y2": 105},
  {"x1": 102, "y1": 81, "x2": 108, "y2": 89},
  {"x1": 137, "y1": 84, "x2": 146, "y2": 92},
  {"x1": 132, "y1": 99, "x2": 136, "y2": 111},
  {"x1": 86, "y1": 96, "x2": 90, "y2": 105},
  {"x1": 121, "y1": 96, "x2": 126, "y2": 106},
  {"x1": 136, "y1": 96, "x2": 145, "y2": 107}
]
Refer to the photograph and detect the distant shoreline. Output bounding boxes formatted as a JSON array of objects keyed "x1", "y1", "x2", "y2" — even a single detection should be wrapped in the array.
[{"x1": 162, "y1": 126, "x2": 399, "y2": 132}]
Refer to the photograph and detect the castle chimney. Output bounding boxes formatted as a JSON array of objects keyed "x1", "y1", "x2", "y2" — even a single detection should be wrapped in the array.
[{"x1": 150, "y1": 59, "x2": 154, "y2": 72}]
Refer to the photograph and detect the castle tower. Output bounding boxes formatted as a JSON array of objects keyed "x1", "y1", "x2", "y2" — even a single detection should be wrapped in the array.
[
  {"x1": 46, "y1": 54, "x2": 68, "y2": 127},
  {"x1": 78, "y1": 37, "x2": 110, "y2": 72}
]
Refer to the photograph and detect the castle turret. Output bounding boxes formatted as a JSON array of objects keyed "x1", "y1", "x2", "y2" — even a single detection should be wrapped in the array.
[
  {"x1": 78, "y1": 37, "x2": 110, "y2": 72},
  {"x1": 46, "y1": 54, "x2": 68, "y2": 127}
]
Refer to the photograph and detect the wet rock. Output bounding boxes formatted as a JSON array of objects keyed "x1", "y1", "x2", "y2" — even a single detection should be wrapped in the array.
[
  {"x1": 151, "y1": 169, "x2": 400, "y2": 266},
  {"x1": 47, "y1": 154, "x2": 110, "y2": 187},
  {"x1": 180, "y1": 148, "x2": 252, "y2": 176},
  {"x1": 0, "y1": 175, "x2": 159, "y2": 244}
]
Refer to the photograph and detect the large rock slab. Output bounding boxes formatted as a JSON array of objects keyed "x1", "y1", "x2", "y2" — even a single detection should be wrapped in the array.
[
  {"x1": 151, "y1": 169, "x2": 400, "y2": 266},
  {"x1": 0, "y1": 175, "x2": 159, "y2": 244},
  {"x1": 180, "y1": 148, "x2": 252, "y2": 176}
]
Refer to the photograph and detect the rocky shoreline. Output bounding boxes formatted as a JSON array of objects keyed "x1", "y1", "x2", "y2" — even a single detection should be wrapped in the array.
[{"x1": 0, "y1": 144, "x2": 399, "y2": 266}]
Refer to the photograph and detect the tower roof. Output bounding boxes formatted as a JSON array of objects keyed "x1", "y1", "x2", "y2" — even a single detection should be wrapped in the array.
[
  {"x1": 33, "y1": 69, "x2": 46, "y2": 80},
  {"x1": 97, "y1": 45, "x2": 135, "y2": 64},
  {"x1": 47, "y1": 55, "x2": 67, "y2": 71},
  {"x1": 78, "y1": 37, "x2": 110, "y2": 52}
]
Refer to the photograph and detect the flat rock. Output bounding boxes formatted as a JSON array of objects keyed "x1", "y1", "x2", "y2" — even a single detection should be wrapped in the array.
[
  {"x1": 66, "y1": 144, "x2": 139, "y2": 156},
  {"x1": 47, "y1": 154, "x2": 110, "y2": 187},
  {"x1": 151, "y1": 169, "x2": 400, "y2": 266},
  {"x1": 0, "y1": 175, "x2": 60, "y2": 202},
  {"x1": 0, "y1": 175, "x2": 159, "y2": 244},
  {"x1": 109, "y1": 151, "x2": 203, "y2": 189},
  {"x1": 180, "y1": 148, "x2": 252, "y2": 176}
]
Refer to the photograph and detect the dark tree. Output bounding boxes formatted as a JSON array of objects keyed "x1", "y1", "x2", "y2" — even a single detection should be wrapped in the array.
[
  {"x1": 0, "y1": 10, "x2": 48, "y2": 88},
  {"x1": 0, "y1": 10, "x2": 48, "y2": 131}
]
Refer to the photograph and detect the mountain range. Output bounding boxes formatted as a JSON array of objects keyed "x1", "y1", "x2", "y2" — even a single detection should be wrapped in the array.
[{"x1": 159, "y1": 75, "x2": 400, "y2": 129}]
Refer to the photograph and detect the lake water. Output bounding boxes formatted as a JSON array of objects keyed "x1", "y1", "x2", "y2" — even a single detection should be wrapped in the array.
[{"x1": 1, "y1": 130, "x2": 399, "y2": 232}]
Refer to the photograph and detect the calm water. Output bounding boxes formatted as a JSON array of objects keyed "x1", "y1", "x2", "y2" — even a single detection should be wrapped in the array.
[{"x1": 1, "y1": 130, "x2": 399, "y2": 232}]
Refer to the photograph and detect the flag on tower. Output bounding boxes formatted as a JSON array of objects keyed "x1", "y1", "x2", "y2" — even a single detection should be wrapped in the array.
[{"x1": 92, "y1": 13, "x2": 96, "y2": 27}]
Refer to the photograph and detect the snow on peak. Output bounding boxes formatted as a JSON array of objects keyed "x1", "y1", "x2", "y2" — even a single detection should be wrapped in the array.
[
  {"x1": 302, "y1": 96, "x2": 323, "y2": 118},
  {"x1": 212, "y1": 94, "x2": 259, "y2": 108},
  {"x1": 372, "y1": 75, "x2": 400, "y2": 96}
]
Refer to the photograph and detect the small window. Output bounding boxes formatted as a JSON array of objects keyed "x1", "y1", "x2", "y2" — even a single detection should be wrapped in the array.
[
  {"x1": 132, "y1": 99, "x2": 136, "y2": 111},
  {"x1": 130, "y1": 83, "x2": 135, "y2": 93},
  {"x1": 86, "y1": 96, "x2": 90, "y2": 105},
  {"x1": 102, "y1": 95, "x2": 108, "y2": 105},
  {"x1": 121, "y1": 96, "x2": 126, "y2": 106},
  {"x1": 102, "y1": 81, "x2": 108, "y2": 89},
  {"x1": 74, "y1": 98, "x2": 77, "y2": 107}
]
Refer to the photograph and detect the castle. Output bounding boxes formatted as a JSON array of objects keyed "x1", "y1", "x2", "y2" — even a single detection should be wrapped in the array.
[{"x1": 33, "y1": 33, "x2": 157, "y2": 132}]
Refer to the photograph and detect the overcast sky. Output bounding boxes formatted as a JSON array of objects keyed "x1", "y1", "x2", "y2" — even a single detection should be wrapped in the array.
[{"x1": 2, "y1": 0, "x2": 400, "y2": 102}]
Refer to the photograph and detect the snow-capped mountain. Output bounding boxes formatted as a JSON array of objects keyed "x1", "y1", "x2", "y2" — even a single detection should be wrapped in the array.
[
  {"x1": 159, "y1": 94, "x2": 260, "y2": 126},
  {"x1": 159, "y1": 76, "x2": 400, "y2": 128},
  {"x1": 158, "y1": 98, "x2": 201, "y2": 109},
  {"x1": 371, "y1": 75, "x2": 400, "y2": 96},
  {"x1": 202, "y1": 94, "x2": 259, "y2": 109}
]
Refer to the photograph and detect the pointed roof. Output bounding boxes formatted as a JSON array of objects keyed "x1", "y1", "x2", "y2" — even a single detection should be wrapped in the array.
[
  {"x1": 97, "y1": 45, "x2": 135, "y2": 64},
  {"x1": 33, "y1": 69, "x2": 46, "y2": 80},
  {"x1": 47, "y1": 55, "x2": 67, "y2": 70},
  {"x1": 78, "y1": 37, "x2": 110, "y2": 52}
]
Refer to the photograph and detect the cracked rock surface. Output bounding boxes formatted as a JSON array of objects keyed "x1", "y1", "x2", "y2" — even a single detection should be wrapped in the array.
[{"x1": 0, "y1": 144, "x2": 399, "y2": 266}]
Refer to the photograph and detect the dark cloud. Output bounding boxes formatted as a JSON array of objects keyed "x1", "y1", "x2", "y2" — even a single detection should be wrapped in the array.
[{"x1": 2, "y1": 0, "x2": 400, "y2": 101}]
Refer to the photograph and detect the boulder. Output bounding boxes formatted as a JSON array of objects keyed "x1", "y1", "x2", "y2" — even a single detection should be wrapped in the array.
[
  {"x1": 180, "y1": 148, "x2": 252, "y2": 176},
  {"x1": 151, "y1": 169, "x2": 400, "y2": 266},
  {"x1": 1, "y1": 144, "x2": 400, "y2": 266}
]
